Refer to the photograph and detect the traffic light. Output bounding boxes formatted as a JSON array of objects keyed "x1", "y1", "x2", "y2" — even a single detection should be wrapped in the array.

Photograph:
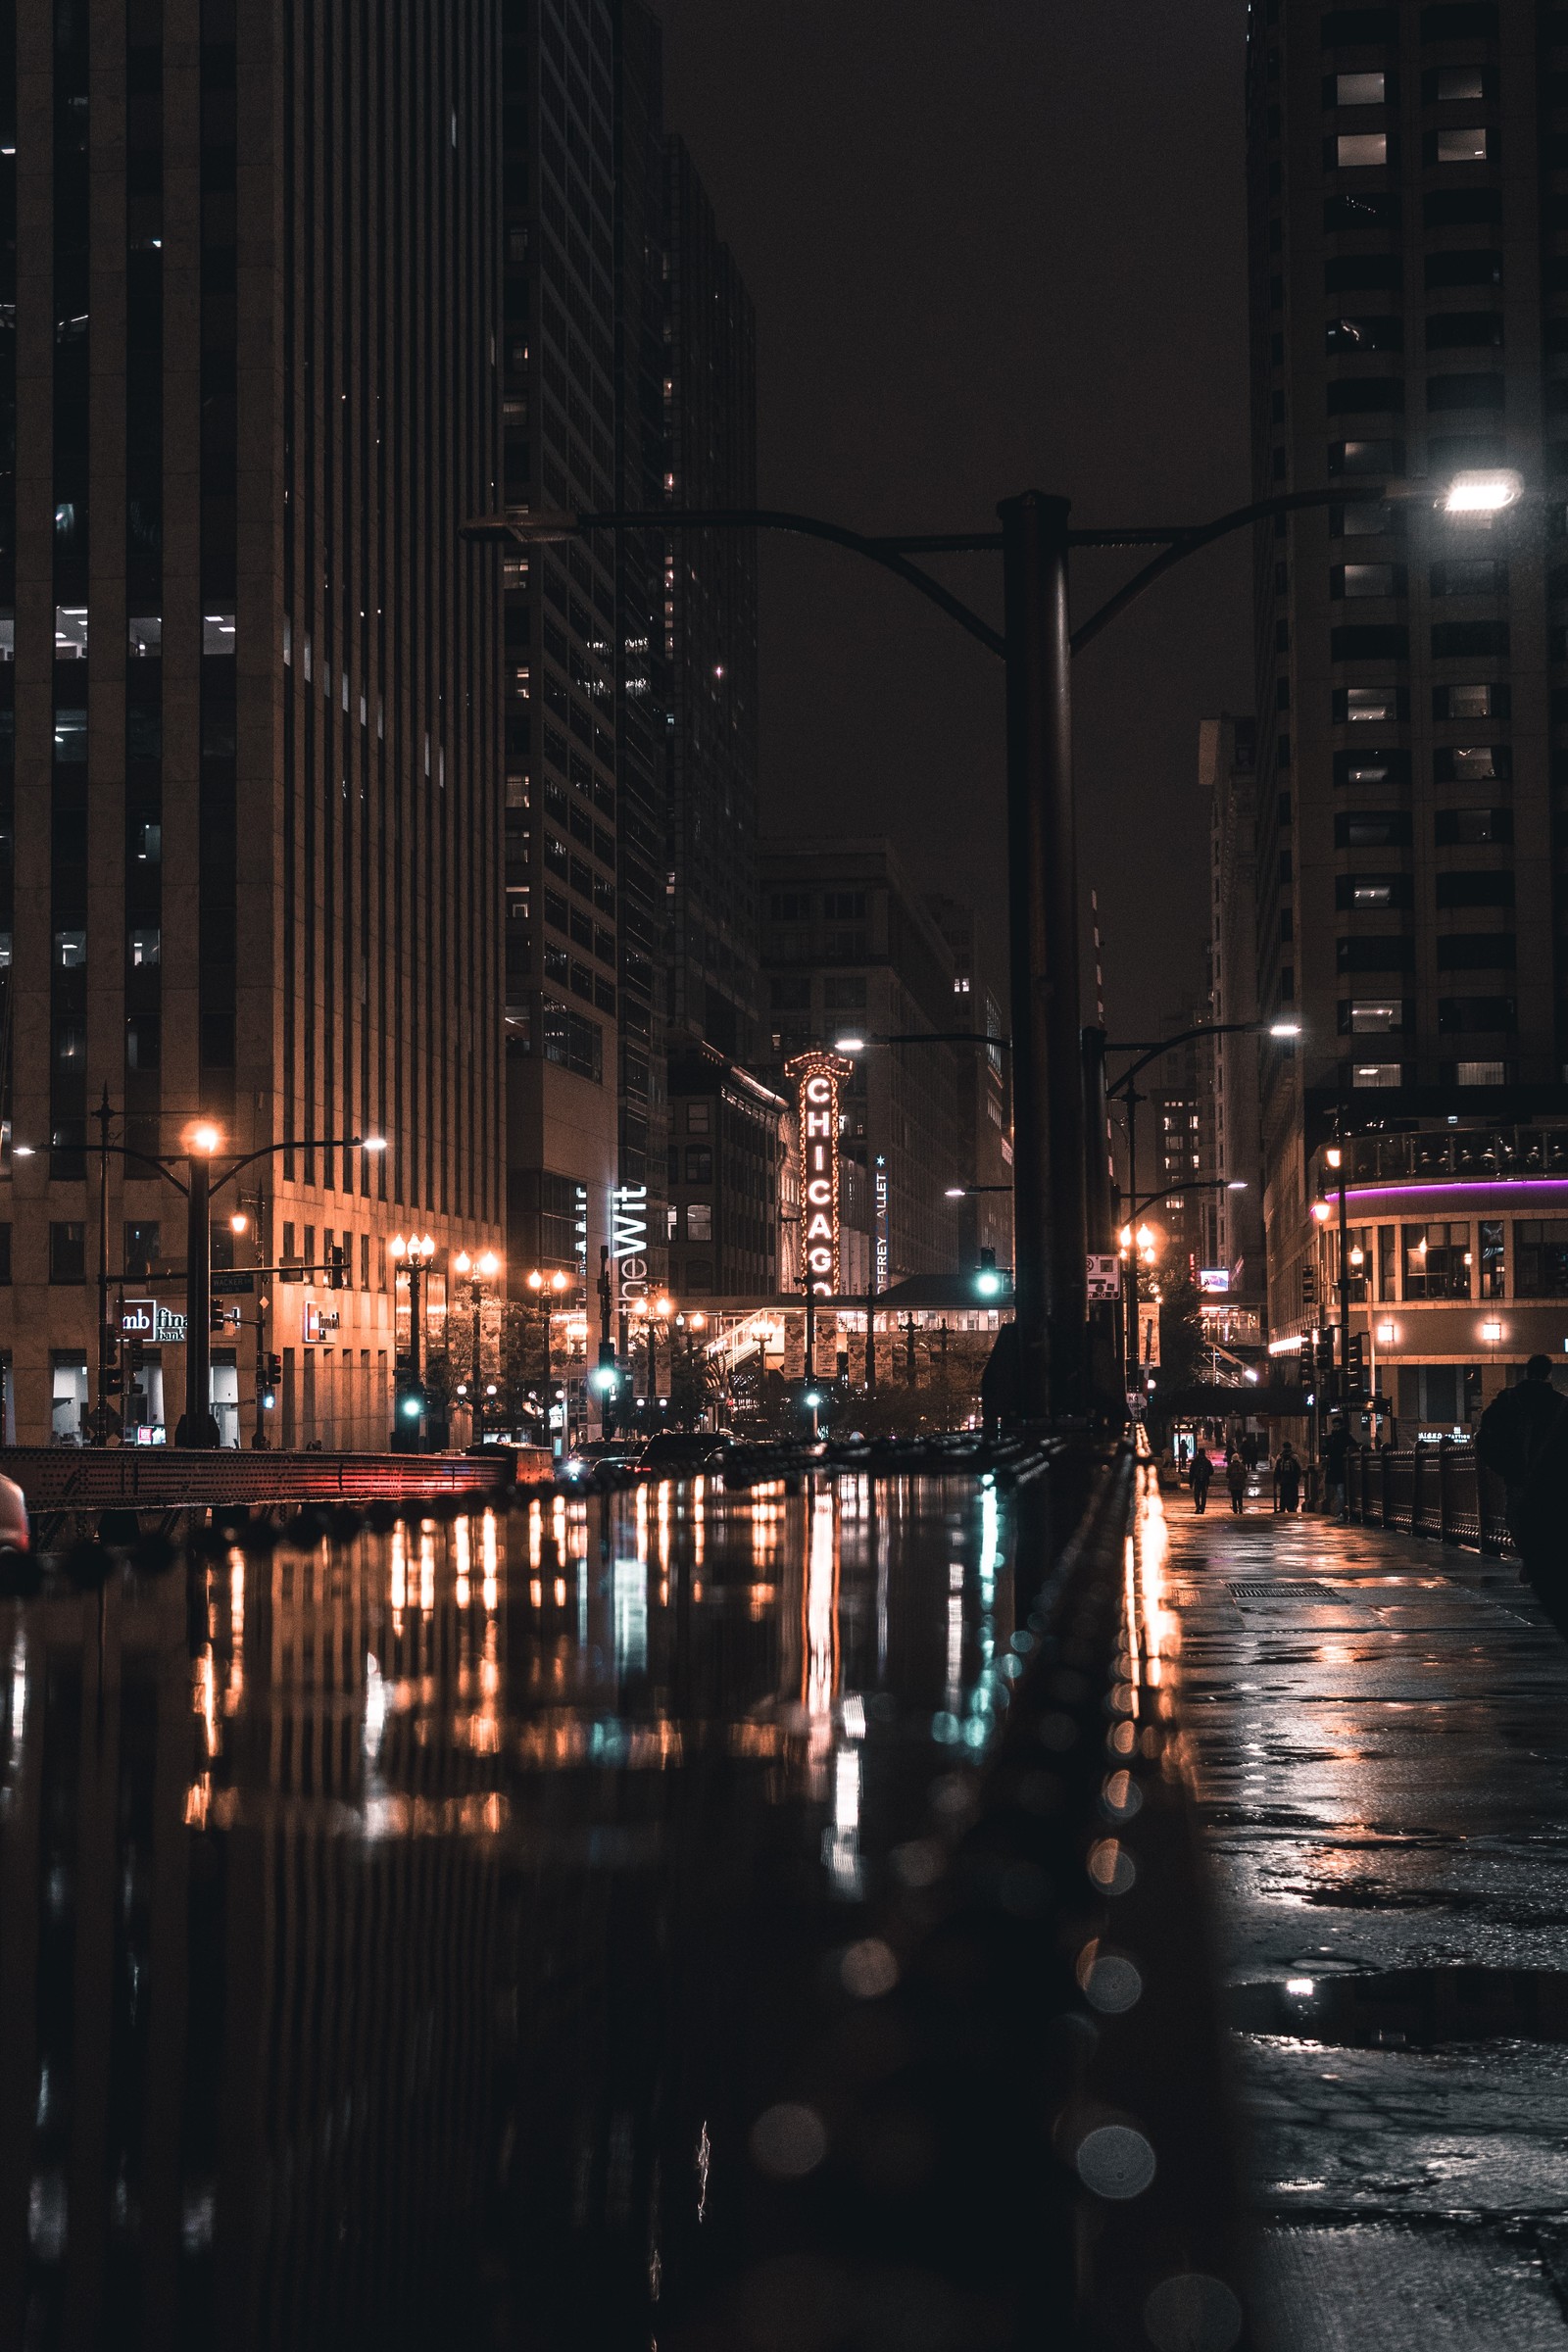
[
  {"x1": 328, "y1": 1244, "x2": 347, "y2": 1291},
  {"x1": 391, "y1": 1371, "x2": 426, "y2": 1449},
  {"x1": 974, "y1": 1246, "x2": 1004, "y2": 1301},
  {"x1": 127, "y1": 1335, "x2": 146, "y2": 1394},
  {"x1": 265, "y1": 1352, "x2": 283, "y2": 1387},
  {"x1": 1315, "y1": 1328, "x2": 1338, "y2": 1407},
  {"x1": 589, "y1": 1341, "x2": 620, "y2": 1396},
  {"x1": 1346, "y1": 1330, "x2": 1367, "y2": 1403},
  {"x1": 105, "y1": 1364, "x2": 124, "y2": 1396},
  {"x1": 210, "y1": 1298, "x2": 228, "y2": 1334}
]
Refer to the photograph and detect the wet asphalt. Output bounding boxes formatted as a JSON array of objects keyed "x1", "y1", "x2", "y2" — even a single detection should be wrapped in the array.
[{"x1": 1160, "y1": 1472, "x2": 1568, "y2": 2348}]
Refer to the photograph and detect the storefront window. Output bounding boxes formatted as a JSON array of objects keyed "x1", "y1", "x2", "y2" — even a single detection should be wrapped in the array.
[
  {"x1": 1401, "y1": 1222, "x2": 1471, "y2": 1299},
  {"x1": 1514, "y1": 1220, "x2": 1568, "y2": 1298},
  {"x1": 1479, "y1": 1220, "x2": 1505, "y2": 1299}
]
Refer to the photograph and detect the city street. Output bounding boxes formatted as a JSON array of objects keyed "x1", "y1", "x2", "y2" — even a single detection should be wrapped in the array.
[{"x1": 1162, "y1": 1484, "x2": 1568, "y2": 2347}]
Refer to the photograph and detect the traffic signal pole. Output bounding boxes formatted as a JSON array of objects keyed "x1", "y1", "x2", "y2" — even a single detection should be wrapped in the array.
[
  {"x1": 185, "y1": 1147, "x2": 214, "y2": 1447},
  {"x1": 1000, "y1": 493, "x2": 1085, "y2": 1426}
]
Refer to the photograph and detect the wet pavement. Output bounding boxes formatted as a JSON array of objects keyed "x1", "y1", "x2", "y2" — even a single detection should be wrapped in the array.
[
  {"x1": 1160, "y1": 1477, "x2": 1568, "y2": 2347},
  {"x1": 0, "y1": 1472, "x2": 1023, "y2": 2349}
]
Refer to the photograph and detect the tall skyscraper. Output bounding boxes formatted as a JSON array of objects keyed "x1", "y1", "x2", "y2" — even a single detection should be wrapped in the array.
[
  {"x1": 760, "y1": 838, "x2": 961, "y2": 1286},
  {"x1": 662, "y1": 137, "x2": 760, "y2": 1065},
  {"x1": 1200, "y1": 714, "x2": 1266, "y2": 1304},
  {"x1": 924, "y1": 894, "x2": 1013, "y2": 1278},
  {"x1": 1249, "y1": 1, "x2": 1568, "y2": 1415},
  {"x1": 0, "y1": 0, "x2": 503, "y2": 1445},
  {"x1": 500, "y1": 0, "x2": 656, "y2": 1339}
]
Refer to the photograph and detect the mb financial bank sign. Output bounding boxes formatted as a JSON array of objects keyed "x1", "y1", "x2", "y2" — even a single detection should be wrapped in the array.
[{"x1": 786, "y1": 1051, "x2": 855, "y2": 1297}]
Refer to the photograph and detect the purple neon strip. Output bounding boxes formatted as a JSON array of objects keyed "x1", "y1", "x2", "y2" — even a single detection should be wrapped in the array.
[{"x1": 1345, "y1": 1178, "x2": 1568, "y2": 1204}]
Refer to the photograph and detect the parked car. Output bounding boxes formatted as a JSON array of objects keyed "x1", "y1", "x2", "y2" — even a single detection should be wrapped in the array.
[
  {"x1": 0, "y1": 1472, "x2": 29, "y2": 1552},
  {"x1": 634, "y1": 1432, "x2": 732, "y2": 1475}
]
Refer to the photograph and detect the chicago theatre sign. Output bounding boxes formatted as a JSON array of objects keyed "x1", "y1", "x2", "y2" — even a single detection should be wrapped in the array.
[{"x1": 785, "y1": 1052, "x2": 855, "y2": 1297}]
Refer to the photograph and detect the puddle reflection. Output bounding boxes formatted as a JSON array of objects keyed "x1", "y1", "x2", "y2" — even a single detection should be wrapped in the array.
[{"x1": 0, "y1": 1472, "x2": 1014, "y2": 2349}]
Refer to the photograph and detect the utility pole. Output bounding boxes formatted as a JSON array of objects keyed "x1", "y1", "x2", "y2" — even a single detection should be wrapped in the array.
[
  {"x1": 183, "y1": 1142, "x2": 213, "y2": 1446},
  {"x1": 93, "y1": 1085, "x2": 114, "y2": 1446}
]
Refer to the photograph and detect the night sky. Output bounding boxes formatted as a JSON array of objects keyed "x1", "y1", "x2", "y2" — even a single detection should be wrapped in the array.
[{"x1": 657, "y1": 0, "x2": 1253, "y2": 1041}]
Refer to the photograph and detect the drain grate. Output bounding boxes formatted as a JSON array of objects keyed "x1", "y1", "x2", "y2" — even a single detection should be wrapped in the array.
[{"x1": 1226, "y1": 1580, "x2": 1346, "y2": 1602}]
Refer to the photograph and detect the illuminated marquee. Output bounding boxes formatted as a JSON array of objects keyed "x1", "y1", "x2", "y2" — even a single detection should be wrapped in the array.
[{"x1": 786, "y1": 1052, "x2": 854, "y2": 1297}]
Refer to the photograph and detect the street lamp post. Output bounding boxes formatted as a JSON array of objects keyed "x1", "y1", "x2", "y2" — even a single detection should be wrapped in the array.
[
  {"x1": 389, "y1": 1232, "x2": 435, "y2": 1448},
  {"x1": 454, "y1": 1248, "x2": 501, "y2": 1446},
  {"x1": 526, "y1": 1266, "x2": 572, "y2": 1448},
  {"x1": 467, "y1": 471, "x2": 1516, "y2": 1425}
]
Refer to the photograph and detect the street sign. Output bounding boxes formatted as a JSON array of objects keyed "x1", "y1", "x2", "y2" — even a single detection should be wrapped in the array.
[
  {"x1": 1086, "y1": 1252, "x2": 1121, "y2": 1301},
  {"x1": 120, "y1": 1298, "x2": 187, "y2": 1346},
  {"x1": 213, "y1": 1271, "x2": 255, "y2": 1296}
]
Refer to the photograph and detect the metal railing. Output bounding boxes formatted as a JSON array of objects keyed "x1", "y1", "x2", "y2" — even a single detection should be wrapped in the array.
[
  {"x1": 1345, "y1": 1438, "x2": 1510, "y2": 1554},
  {"x1": 0, "y1": 1446, "x2": 549, "y2": 1513}
]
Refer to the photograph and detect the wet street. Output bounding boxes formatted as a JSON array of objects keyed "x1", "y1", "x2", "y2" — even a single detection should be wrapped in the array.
[
  {"x1": 1161, "y1": 1478, "x2": 1568, "y2": 2347},
  {"x1": 0, "y1": 1472, "x2": 1020, "y2": 2350}
]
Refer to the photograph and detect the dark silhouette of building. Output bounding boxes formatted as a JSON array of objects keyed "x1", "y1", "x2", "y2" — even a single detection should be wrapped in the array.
[
  {"x1": 760, "y1": 839, "x2": 961, "y2": 1284},
  {"x1": 500, "y1": 0, "x2": 665, "y2": 1307},
  {"x1": 924, "y1": 897, "x2": 1012, "y2": 1279},
  {"x1": 0, "y1": 0, "x2": 503, "y2": 1444},
  {"x1": 661, "y1": 140, "x2": 760, "y2": 1068},
  {"x1": 665, "y1": 1044, "x2": 785, "y2": 1298}
]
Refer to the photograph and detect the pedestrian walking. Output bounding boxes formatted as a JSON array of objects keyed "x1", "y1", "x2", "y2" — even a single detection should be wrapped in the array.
[
  {"x1": 1322, "y1": 1417, "x2": 1351, "y2": 1518},
  {"x1": 1273, "y1": 1440, "x2": 1301, "y2": 1514},
  {"x1": 1190, "y1": 1447, "x2": 1213, "y2": 1514},
  {"x1": 1225, "y1": 1450, "x2": 1247, "y2": 1515},
  {"x1": 1479, "y1": 1355, "x2": 1567, "y2": 1608}
]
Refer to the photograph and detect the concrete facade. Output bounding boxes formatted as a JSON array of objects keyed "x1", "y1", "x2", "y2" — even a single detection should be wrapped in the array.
[{"x1": 0, "y1": 0, "x2": 505, "y2": 1446}]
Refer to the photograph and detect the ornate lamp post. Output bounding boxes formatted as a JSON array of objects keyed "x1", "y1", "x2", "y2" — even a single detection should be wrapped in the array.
[
  {"x1": 453, "y1": 1248, "x2": 502, "y2": 1445},
  {"x1": 389, "y1": 1231, "x2": 435, "y2": 1447}
]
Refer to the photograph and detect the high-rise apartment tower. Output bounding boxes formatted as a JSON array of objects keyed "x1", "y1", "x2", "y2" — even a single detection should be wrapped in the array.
[{"x1": 1249, "y1": 0, "x2": 1568, "y2": 1330}]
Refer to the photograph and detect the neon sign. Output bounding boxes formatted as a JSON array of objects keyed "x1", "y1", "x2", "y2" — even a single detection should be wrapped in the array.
[
  {"x1": 612, "y1": 1184, "x2": 649, "y2": 1305},
  {"x1": 786, "y1": 1052, "x2": 854, "y2": 1297}
]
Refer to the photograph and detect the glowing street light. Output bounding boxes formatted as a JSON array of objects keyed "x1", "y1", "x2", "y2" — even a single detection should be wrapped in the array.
[
  {"x1": 1268, "y1": 1019, "x2": 1301, "y2": 1039},
  {"x1": 834, "y1": 1033, "x2": 867, "y2": 1054},
  {"x1": 1444, "y1": 467, "x2": 1523, "y2": 515}
]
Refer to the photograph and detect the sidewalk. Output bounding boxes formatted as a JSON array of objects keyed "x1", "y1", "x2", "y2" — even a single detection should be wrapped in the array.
[{"x1": 1158, "y1": 1481, "x2": 1568, "y2": 2349}]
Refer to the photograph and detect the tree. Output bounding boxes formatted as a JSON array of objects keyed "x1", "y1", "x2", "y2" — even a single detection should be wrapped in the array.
[{"x1": 1149, "y1": 1271, "x2": 1207, "y2": 1435}]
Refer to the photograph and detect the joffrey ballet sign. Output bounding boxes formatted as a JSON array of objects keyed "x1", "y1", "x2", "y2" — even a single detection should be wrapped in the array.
[{"x1": 786, "y1": 1052, "x2": 855, "y2": 1298}]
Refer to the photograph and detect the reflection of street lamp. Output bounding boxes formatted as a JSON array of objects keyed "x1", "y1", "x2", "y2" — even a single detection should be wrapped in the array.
[{"x1": 453, "y1": 1247, "x2": 502, "y2": 1444}]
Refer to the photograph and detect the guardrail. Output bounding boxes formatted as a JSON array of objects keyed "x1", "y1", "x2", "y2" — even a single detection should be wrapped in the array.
[
  {"x1": 1345, "y1": 1438, "x2": 1510, "y2": 1554},
  {"x1": 0, "y1": 1446, "x2": 550, "y2": 1513}
]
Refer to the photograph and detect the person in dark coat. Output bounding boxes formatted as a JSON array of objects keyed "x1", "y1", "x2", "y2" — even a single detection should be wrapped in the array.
[
  {"x1": 1273, "y1": 1441, "x2": 1301, "y2": 1514},
  {"x1": 1225, "y1": 1450, "x2": 1247, "y2": 1514},
  {"x1": 1480, "y1": 1355, "x2": 1567, "y2": 1608},
  {"x1": 1322, "y1": 1418, "x2": 1351, "y2": 1518},
  {"x1": 1190, "y1": 1446, "x2": 1213, "y2": 1513}
]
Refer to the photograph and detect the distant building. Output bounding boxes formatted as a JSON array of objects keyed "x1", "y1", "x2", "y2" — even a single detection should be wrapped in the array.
[
  {"x1": 1146, "y1": 1014, "x2": 1212, "y2": 1276},
  {"x1": 760, "y1": 840, "x2": 962, "y2": 1287},
  {"x1": 499, "y1": 0, "x2": 666, "y2": 1330},
  {"x1": 925, "y1": 897, "x2": 1014, "y2": 1278},
  {"x1": 665, "y1": 1046, "x2": 785, "y2": 1299},
  {"x1": 1200, "y1": 714, "x2": 1267, "y2": 1309},
  {"x1": 662, "y1": 141, "x2": 760, "y2": 1066}
]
